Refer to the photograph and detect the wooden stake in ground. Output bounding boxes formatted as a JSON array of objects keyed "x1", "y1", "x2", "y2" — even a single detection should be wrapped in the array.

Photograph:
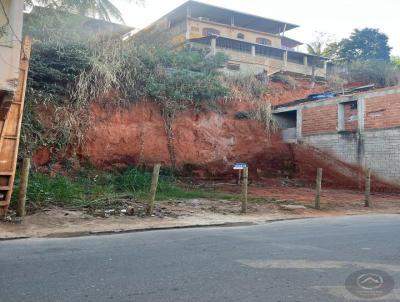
[
  {"x1": 241, "y1": 167, "x2": 248, "y2": 214},
  {"x1": 315, "y1": 168, "x2": 323, "y2": 210},
  {"x1": 146, "y1": 164, "x2": 161, "y2": 216},
  {"x1": 365, "y1": 168, "x2": 371, "y2": 207},
  {"x1": 16, "y1": 158, "x2": 31, "y2": 218}
]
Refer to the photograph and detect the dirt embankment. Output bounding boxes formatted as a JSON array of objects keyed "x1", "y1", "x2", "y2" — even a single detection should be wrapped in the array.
[
  {"x1": 266, "y1": 80, "x2": 328, "y2": 106},
  {"x1": 31, "y1": 80, "x2": 400, "y2": 192},
  {"x1": 83, "y1": 100, "x2": 291, "y2": 178}
]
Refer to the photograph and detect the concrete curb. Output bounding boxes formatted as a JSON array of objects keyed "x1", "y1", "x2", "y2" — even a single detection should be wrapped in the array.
[{"x1": 0, "y1": 217, "x2": 319, "y2": 241}]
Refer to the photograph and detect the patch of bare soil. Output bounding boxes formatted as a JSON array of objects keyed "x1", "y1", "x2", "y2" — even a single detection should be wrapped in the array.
[{"x1": 1, "y1": 181, "x2": 400, "y2": 239}]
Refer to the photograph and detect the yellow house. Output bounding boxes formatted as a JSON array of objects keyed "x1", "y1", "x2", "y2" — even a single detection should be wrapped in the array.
[{"x1": 136, "y1": 0, "x2": 328, "y2": 78}]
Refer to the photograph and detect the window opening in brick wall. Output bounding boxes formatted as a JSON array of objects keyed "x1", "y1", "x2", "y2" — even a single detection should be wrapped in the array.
[{"x1": 338, "y1": 100, "x2": 358, "y2": 132}]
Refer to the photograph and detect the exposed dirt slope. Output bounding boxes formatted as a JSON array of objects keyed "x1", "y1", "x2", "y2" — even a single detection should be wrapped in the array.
[
  {"x1": 31, "y1": 80, "x2": 399, "y2": 192},
  {"x1": 84, "y1": 101, "x2": 291, "y2": 179},
  {"x1": 266, "y1": 80, "x2": 327, "y2": 106}
]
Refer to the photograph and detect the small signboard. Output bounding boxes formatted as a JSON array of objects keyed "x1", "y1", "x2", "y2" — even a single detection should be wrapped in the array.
[{"x1": 233, "y1": 163, "x2": 247, "y2": 170}]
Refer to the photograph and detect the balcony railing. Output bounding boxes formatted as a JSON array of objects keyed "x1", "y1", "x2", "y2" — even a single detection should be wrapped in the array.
[{"x1": 189, "y1": 35, "x2": 327, "y2": 77}]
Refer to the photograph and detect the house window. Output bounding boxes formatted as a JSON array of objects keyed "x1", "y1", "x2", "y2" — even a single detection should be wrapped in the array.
[
  {"x1": 256, "y1": 37, "x2": 272, "y2": 46},
  {"x1": 237, "y1": 33, "x2": 245, "y2": 39},
  {"x1": 227, "y1": 63, "x2": 240, "y2": 71},
  {"x1": 202, "y1": 28, "x2": 220, "y2": 37}
]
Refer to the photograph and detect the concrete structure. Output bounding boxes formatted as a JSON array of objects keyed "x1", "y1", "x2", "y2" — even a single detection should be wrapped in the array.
[
  {"x1": 136, "y1": 0, "x2": 328, "y2": 78},
  {"x1": 273, "y1": 86, "x2": 400, "y2": 184},
  {"x1": 0, "y1": 0, "x2": 24, "y2": 94}
]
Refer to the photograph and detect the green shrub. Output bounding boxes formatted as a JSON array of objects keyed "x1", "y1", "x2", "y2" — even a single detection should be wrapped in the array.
[
  {"x1": 348, "y1": 60, "x2": 399, "y2": 87},
  {"x1": 12, "y1": 172, "x2": 83, "y2": 211},
  {"x1": 28, "y1": 41, "x2": 90, "y2": 103}
]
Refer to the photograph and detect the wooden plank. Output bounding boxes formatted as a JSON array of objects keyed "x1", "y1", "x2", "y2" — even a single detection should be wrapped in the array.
[{"x1": 0, "y1": 37, "x2": 32, "y2": 219}]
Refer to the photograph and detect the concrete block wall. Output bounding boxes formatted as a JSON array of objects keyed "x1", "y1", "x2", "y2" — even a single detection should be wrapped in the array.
[
  {"x1": 303, "y1": 128, "x2": 400, "y2": 183},
  {"x1": 274, "y1": 86, "x2": 400, "y2": 184}
]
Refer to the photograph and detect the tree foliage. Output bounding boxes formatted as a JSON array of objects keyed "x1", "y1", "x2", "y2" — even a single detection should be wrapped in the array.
[
  {"x1": 337, "y1": 28, "x2": 391, "y2": 62},
  {"x1": 392, "y1": 56, "x2": 400, "y2": 70}
]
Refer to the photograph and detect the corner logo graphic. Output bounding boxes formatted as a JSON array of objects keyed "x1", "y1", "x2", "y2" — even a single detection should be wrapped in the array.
[{"x1": 345, "y1": 269, "x2": 395, "y2": 299}]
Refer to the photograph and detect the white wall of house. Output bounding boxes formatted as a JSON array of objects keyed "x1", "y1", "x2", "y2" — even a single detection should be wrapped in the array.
[{"x1": 0, "y1": 0, "x2": 24, "y2": 93}]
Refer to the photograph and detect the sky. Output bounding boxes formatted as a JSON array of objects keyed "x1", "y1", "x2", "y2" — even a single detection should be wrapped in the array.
[{"x1": 112, "y1": 0, "x2": 400, "y2": 56}]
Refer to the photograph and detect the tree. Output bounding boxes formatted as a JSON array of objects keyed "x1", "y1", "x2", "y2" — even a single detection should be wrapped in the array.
[
  {"x1": 25, "y1": 0, "x2": 144, "y2": 22},
  {"x1": 322, "y1": 42, "x2": 340, "y2": 59},
  {"x1": 337, "y1": 28, "x2": 391, "y2": 62},
  {"x1": 306, "y1": 32, "x2": 334, "y2": 82},
  {"x1": 306, "y1": 32, "x2": 335, "y2": 56},
  {"x1": 392, "y1": 56, "x2": 400, "y2": 70}
]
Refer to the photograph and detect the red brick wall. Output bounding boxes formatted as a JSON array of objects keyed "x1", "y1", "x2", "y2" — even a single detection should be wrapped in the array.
[
  {"x1": 365, "y1": 94, "x2": 400, "y2": 129},
  {"x1": 302, "y1": 105, "x2": 337, "y2": 135}
]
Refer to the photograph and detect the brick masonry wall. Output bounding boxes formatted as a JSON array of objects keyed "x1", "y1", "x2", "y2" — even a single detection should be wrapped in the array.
[
  {"x1": 300, "y1": 88, "x2": 400, "y2": 184},
  {"x1": 365, "y1": 93, "x2": 400, "y2": 129},
  {"x1": 275, "y1": 86, "x2": 400, "y2": 184},
  {"x1": 302, "y1": 105, "x2": 337, "y2": 135}
]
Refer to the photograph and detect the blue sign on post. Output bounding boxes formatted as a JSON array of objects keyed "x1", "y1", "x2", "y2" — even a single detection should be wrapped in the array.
[{"x1": 233, "y1": 163, "x2": 247, "y2": 170}]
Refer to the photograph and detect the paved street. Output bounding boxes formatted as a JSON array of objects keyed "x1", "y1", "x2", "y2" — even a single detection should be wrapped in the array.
[{"x1": 1, "y1": 215, "x2": 400, "y2": 301}]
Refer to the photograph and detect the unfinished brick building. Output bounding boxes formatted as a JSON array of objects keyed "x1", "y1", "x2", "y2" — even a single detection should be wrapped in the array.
[{"x1": 273, "y1": 86, "x2": 400, "y2": 185}]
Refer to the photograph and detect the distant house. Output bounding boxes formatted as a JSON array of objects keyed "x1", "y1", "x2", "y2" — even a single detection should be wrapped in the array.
[
  {"x1": 135, "y1": 0, "x2": 329, "y2": 78},
  {"x1": 0, "y1": 0, "x2": 24, "y2": 95}
]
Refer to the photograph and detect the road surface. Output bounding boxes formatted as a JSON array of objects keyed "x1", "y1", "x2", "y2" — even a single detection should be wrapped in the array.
[{"x1": 1, "y1": 215, "x2": 400, "y2": 301}]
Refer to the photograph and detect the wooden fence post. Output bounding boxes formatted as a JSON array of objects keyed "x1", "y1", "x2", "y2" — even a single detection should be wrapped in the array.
[
  {"x1": 315, "y1": 168, "x2": 322, "y2": 210},
  {"x1": 241, "y1": 167, "x2": 248, "y2": 213},
  {"x1": 146, "y1": 164, "x2": 161, "y2": 216},
  {"x1": 365, "y1": 168, "x2": 371, "y2": 207},
  {"x1": 16, "y1": 158, "x2": 31, "y2": 218}
]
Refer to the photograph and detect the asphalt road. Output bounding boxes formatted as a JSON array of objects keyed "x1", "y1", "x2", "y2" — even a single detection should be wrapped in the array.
[{"x1": 1, "y1": 215, "x2": 400, "y2": 302}]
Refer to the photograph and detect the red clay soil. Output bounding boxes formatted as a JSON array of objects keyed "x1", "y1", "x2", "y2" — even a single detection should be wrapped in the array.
[
  {"x1": 248, "y1": 180, "x2": 400, "y2": 209},
  {"x1": 83, "y1": 100, "x2": 292, "y2": 178},
  {"x1": 31, "y1": 80, "x2": 400, "y2": 193},
  {"x1": 266, "y1": 80, "x2": 327, "y2": 106}
]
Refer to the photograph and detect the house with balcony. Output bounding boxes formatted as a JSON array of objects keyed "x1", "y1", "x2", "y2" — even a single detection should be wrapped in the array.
[{"x1": 136, "y1": 0, "x2": 328, "y2": 78}]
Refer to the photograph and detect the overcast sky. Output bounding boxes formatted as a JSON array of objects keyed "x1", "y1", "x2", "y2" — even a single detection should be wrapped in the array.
[{"x1": 112, "y1": 0, "x2": 400, "y2": 56}]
